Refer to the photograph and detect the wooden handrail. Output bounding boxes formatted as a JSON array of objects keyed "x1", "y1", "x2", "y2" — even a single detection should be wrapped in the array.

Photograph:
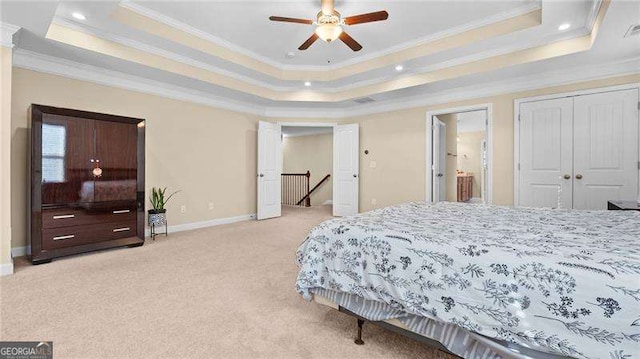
[{"x1": 296, "y1": 174, "x2": 331, "y2": 206}]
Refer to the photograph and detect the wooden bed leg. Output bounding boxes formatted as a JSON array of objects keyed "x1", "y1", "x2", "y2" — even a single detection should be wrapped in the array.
[{"x1": 354, "y1": 318, "x2": 365, "y2": 345}]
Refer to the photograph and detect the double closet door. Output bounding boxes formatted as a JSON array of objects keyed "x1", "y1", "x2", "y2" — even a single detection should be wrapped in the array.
[{"x1": 518, "y1": 88, "x2": 639, "y2": 210}]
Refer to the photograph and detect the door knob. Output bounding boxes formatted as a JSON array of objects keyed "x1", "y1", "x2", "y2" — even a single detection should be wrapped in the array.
[
  {"x1": 575, "y1": 174, "x2": 583, "y2": 180},
  {"x1": 259, "y1": 174, "x2": 264, "y2": 177},
  {"x1": 437, "y1": 173, "x2": 444, "y2": 177},
  {"x1": 563, "y1": 174, "x2": 571, "y2": 180},
  {"x1": 353, "y1": 174, "x2": 358, "y2": 178}
]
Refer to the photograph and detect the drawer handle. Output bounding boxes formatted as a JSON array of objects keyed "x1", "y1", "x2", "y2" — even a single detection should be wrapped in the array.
[
  {"x1": 113, "y1": 227, "x2": 131, "y2": 232},
  {"x1": 112, "y1": 210, "x2": 130, "y2": 214},
  {"x1": 53, "y1": 214, "x2": 75, "y2": 219},
  {"x1": 53, "y1": 234, "x2": 75, "y2": 241}
]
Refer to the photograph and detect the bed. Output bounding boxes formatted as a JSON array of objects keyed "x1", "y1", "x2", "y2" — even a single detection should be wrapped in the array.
[{"x1": 295, "y1": 202, "x2": 640, "y2": 359}]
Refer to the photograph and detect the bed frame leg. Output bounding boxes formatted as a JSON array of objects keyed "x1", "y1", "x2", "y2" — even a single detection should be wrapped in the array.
[{"x1": 354, "y1": 318, "x2": 365, "y2": 345}]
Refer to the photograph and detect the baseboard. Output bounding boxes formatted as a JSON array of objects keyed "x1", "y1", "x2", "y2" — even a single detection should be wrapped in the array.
[
  {"x1": 0, "y1": 262, "x2": 14, "y2": 276},
  {"x1": 12, "y1": 246, "x2": 30, "y2": 258},
  {"x1": 144, "y1": 213, "x2": 256, "y2": 237},
  {"x1": 322, "y1": 200, "x2": 333, "y2": 205}
]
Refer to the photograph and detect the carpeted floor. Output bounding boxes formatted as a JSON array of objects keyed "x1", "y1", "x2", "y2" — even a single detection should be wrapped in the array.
[{"x1": 1, "y1": 205, "x2": 456, "y2": 358}]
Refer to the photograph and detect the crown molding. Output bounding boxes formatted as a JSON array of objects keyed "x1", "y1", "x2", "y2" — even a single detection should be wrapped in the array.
[
  {"x1": 332, "y1": 27, "x2": 591, "y2": 93},
  {"x1": 48, "y1": 14, "x2": 600, "y2": 103},
  {"x1": 0, "y1": 22, "x2": 20, "y2": 48},
  {"x1": 12, "y1": 49, "x2": 638, "y2": 120},
  {"x1": 264, "y1": 57, "x2": 640, "y2": 119},
  {"x1": 12, "y1": 49, "x2": 266, "y2": 116},
  {"x1": 113, "y1": 2, "x2": 543, "y2": 83},
  {"x1": 120, "y1": 1, "x2": 542, "y2": 72},
  {"x1": 585, "y1": 0, "x2": 604, "y2": 31},
  {"x1": 119, "y1": 1, "x2": 286, "y2": 71},
  {"x1": 52, "y1": 17, "x2": 287, "y2": 91},
  {"x1": 309, "y1": 1, "x2": 543, "y2": 72},
  {"x1": 54, "y1": 15, "x2": 591, "y2": 96}
]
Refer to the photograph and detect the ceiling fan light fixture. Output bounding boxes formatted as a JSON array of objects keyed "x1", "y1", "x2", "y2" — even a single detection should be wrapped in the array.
[{"x1": 315, "y1": 24, "x2": 343, "y2": 42}]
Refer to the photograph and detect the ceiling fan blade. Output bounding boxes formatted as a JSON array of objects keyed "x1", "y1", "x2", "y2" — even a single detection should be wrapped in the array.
[
  {"x1": 299, "y1": 33, "x2": 319, "y2": 50},
  {"x1": 339, "y1": 31, "x2": 363, "y2": 52},
  {"x1": 343, "y1": 11, "x2": 389, "y2": 25},
  {"x1": 269, "y1": 16, "x2": 313, "y2": 25}
]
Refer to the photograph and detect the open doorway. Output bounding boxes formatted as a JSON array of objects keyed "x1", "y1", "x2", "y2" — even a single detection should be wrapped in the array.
[
  {"x1": 281, "y1": 125, "x2": 333, "y2": 216},
  {"x1": 257, "y1": 121, "x2": 359, "y2": 220},
  {"x1": 426, "y1": 105, "x2": 492, "y2": 204}
]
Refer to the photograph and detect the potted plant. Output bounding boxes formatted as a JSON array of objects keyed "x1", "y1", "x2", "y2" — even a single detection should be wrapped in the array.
[{"x1": 148, "y1": 187, "x2": 179, "y2": 227}]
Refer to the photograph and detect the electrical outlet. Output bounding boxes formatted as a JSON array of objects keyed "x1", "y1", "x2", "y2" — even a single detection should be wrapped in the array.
[
  {"x1": 208, "y1": 202, "x2": 214, "y2": 210},
  {"x1": 371, "y1": 198, "x2": 377, "y2": 205},
  {"x1": 180, "y1": 205, "x2": 186, "y2": 213}
]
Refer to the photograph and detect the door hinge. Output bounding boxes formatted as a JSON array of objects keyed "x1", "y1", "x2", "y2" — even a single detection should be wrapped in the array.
[
  {"x1": 638, "y1": 161, "x2": 640, "y2": 170},
  {"x1": 637, "y1": 101, "x2": 640, "y2": 110},
  {"x1": 517, "y1": 163, "x2": 520, "y2": 171},
  {"x1": 518, "y1": 114, "x2": 521, "y2": 122}
]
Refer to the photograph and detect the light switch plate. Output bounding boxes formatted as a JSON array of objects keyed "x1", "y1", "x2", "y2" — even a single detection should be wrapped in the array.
[{"x1": 370, "y1": 161, "x2": 377, "y2": 168}]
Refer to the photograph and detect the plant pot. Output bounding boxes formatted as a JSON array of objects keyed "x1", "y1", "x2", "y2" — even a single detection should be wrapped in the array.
[{"x1": 148, "y1": 209, "x2": 167, "y2": 226}]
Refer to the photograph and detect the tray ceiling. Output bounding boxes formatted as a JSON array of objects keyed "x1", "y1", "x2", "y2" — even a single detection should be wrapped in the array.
[{"x1": 1, "y1": 0, "x2": 638, "y2": 117}]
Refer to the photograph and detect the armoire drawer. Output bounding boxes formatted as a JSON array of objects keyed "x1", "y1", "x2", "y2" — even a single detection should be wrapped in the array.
[
  {"x1": 42, "y1": 221, "x2": 137, "y2": 250},
  {"x1": 42, "y1": 207, "x2": 136, "y2": 229}
]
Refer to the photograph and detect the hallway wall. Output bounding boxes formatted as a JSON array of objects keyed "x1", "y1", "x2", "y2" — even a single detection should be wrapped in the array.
[{"x1": 283, "y1": 133, "x2": 333, "y2": 206}]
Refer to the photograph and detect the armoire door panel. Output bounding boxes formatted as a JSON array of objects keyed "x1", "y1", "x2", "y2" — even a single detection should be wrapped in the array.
[
  {"x1": 519, "y1": 98, "x2": 574, "y2": 208},
  {"x1": 41, "y1": 114, "x2": 95, "y2": 205},
  {"x1": 573, "y1": 89, "x2": 639, "y2": 210},
  {"x1": 94, "y1": 120, "x2": 138, "y2": 201}
]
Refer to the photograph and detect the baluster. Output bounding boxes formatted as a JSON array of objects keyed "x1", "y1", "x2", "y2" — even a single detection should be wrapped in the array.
[{"x1": 308, "y1": 171, "x2": 311, "y2": 207}]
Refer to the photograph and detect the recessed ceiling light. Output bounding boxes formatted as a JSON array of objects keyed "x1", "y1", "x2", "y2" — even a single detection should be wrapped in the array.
[
  {"x1": 72, "y1": 12, "x2": 86, "y2": 20},
  {"x1": 304, "y1": 81, "x2": 311, "y2": 87},
  {"x1": 558, "y1": 23, "x2": 571, "y2": 31},
  {"x1": 395, "y1": 65, "x2": 404, "y2": 72}
]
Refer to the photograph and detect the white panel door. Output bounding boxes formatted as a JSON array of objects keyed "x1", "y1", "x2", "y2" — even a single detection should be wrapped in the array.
[
  {"x1": 257, "y1": 121, "x2": 282, "y2": 220},
  {"x1": 433, "y1": 119, "x2": 447, "y2": 202},
  {"x1": 573, "y1": 89, "x2": 639, "y2": 210},
  {"x1": 333, "y1": 124, "x2": 359, "y2": 216},
  {"x1": 519, "y1": 98, "x2": 574, "y2": 208}
]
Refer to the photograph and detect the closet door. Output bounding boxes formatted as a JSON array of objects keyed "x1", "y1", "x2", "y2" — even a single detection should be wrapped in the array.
[
  {"x1": 572, "y1": 89, "x2": 639, "y2": 210},
  {"x1": 518, "y1": 98, "x2": 574, "y2": 208}
]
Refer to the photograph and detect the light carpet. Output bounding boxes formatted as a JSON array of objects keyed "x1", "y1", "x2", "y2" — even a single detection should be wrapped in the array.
[{"x1": 1, "y1": 205, "x2": 456, "y2": 358}]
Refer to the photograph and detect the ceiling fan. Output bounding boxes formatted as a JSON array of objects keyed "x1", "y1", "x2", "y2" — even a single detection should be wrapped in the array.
[{"x1": 269, "y1": 0, "x2": 388, "y2": 52}]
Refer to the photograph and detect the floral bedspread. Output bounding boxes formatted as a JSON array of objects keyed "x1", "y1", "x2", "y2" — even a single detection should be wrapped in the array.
[{"x1": 295, "y1": 202, "x2": 640, "y2": 359}]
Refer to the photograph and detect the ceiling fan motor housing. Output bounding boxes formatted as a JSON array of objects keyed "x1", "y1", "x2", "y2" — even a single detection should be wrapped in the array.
[{"x1": 317, "y1": 10, "x2": 341, "y2": 25}]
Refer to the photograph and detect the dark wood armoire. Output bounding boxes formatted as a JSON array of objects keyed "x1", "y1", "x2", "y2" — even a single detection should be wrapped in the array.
[{"x1": 29, "y1": 105, "x2": 145, "y2": 264}]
